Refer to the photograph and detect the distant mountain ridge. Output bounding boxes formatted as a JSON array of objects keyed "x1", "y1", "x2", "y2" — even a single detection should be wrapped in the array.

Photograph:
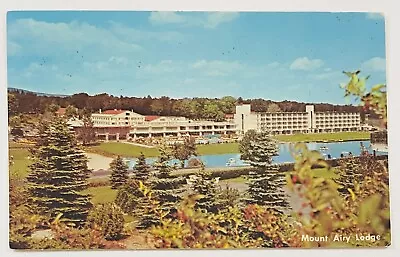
[{"x1": 8, "y1": 87, "x2": 70, "y2": 98}]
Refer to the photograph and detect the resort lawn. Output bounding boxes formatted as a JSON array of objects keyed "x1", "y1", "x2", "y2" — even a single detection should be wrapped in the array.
[
  {"x1": 9, "y1": 148, "x2": 32, "y2": 178},
  {"x1": 197, "y1": 143, "x2": 239, "y2": 155},
  {"x1": 84, "y1": 185, "x2": 135, "y2": 223},
  {"x1": 83, "y1": 186, "x2": 118, "y2": 204},
  {"x1": 274, "y1": 131, "x2": 370, "y2": 143},
  {"x1": 86, "y1": 142, "x2": 160, "y2": 158}
]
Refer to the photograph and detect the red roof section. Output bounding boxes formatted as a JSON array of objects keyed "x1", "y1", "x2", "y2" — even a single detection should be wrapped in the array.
[
  {"x1": 102, "y1": 109, "x2": 126, "y2": 115},
  {"x1": 145, "y1": 115, "x2": 160, "y2": 121},
  {"x1": 56, "y1": 108, "x2": 66, "y2": 115}
]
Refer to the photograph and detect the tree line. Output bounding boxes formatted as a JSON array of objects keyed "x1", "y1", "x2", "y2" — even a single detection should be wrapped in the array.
[{"x1": 8, "y1": 88, "x2": 368, "y2": 121}]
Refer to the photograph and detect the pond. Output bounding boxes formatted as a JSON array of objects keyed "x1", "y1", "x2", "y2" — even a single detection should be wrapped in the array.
[{"x1": 125, "y1": 140, "x2": 387, "y2": 169}]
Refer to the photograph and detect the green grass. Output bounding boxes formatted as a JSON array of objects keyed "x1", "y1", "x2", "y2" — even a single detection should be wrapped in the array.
[
  {"x1": 274, "y1": 131, "x2": 370, "y2": 143},
  {"x1": 86, "y1": 142, "x2": 160, "y2": 158},
  {"x1": 9, "y1": 148, "x2": 32, "y2": 178},
  {"x1": 310, "y1": 168, "x2": 339, "y2": 179},
  {"x1": 83, "y1": 186, "x2": 118, "y2": 204},
  {"x1": 197, "y1": 143, "x2": 239, "y2": 155},
  {"x1": 222, "y1": 176, "x2": 248, "y2": 183}
]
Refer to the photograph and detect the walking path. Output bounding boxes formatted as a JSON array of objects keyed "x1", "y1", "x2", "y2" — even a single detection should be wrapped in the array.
[{"x1": 120, "y1": 141, "x2": 156, "y2": 148}]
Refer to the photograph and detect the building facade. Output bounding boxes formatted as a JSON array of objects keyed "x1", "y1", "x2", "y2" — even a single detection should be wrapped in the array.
[
  {"x1": 91, "y1": 109, "x2": 145, "y2": 126},
  {"x1": 234, "y1": 104, "x2": 361, "y2": 135},
  {"x1": 90, "y1": 109, "x2": 236, "y2": 140}
]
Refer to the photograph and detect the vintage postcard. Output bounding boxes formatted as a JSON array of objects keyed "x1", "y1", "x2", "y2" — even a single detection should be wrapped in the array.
[{"x1": 7, "y1": 11, "x2": 389, "y2": 250}]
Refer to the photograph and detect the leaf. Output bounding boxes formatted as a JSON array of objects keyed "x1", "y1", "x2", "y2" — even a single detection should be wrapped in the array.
[
  {"x1": 358, "y1": 194, "x2": 382, "y2": 225},
  {"x1": 51, "y1": 213, "x2": 63, "y2": 225},
  {"x1": 347, "y1": 188, "x2": 356, "y2": 201},
  {"x1": 371, "y1": 84, "x2": 385, "y2": 92}
]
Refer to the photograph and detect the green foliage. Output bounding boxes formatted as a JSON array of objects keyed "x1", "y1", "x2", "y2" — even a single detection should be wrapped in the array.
[
  {"x1": 46, "y1": 103, "x2": 59, "y2": 114},
  {"x1": 171, "y1": 137, "x2": 197, "y2": 168},
  {"x1": 87, "y1": 203, "x2": 125, "y2": 240},
  {"x1": 109, "y1": 155, "x2": 129, "y2": 189},
  {"x1": 149, "y1": 145, "x2": 186, "y2": 219},
  {"x1": 215, "y1": 184, "x2": 241, "y2": 209},
  {"x1": 286, "y1": 143, "x2": 390, "y2": 247},
  {"x1": 8, "y1": 92, "x2": 19, "y2": 117},
  {"x1": 30, "y1": 223, "x2": 126, "y2": 249},
  {"x1": 187, "y1": 171, "x2": 220, "y2": 213},
  {"x1": 115, "y1": 179, "x2": 157, "y2": 229},
  {"x1": 76, "y1": 115, "x2": 96, "y2": 145},
  {"x1": 137, "y1": 183, "x2": 299, "y2": 248},
  {"x1": 243, "y1": 204, "x2": 301, "y2": 247},
  {"x1": 65, "y1": 105, "x2": 78, "y2": 119},
  {"x1": 150, "y1": 195, "x2": 255, "y2": 248},
  {"x1": 240, "y1": 131, "x2": 289, "y2": 211},
  {"x1": 239, "y1": 129, "x2": 257, "y2": 160},
  {"x1": 26, "y1": 118, "x2": 92, "y2": 226},
  {"x1": 133, "y1": 152, "x2": 150, "y2": 181},
  {"x1": 266, "y1": 103, "x2": 282, "y2": 113},
  {"x1": 342, "y1": 70, "x2": 387, "y2": 127},
  {"x1": 335, "y1": 157, "x2": 364, "y2": 194}
]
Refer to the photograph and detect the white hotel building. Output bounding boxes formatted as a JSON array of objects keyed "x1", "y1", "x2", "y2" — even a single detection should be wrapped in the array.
[
  {"x1": 234, "y1": 104, "x2": 361, "y2": 135},
  {"x1": 91, "y1": 109, "x2": 236, "y2": 140},
  {"x1": 89, "y1": 104, "x2": 361, "y2": 140}
]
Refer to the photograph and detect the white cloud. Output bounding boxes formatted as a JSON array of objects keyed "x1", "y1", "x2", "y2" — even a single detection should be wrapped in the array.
[
  {"x1": 361, "y1": 57, "x2": 386, "y2": 72},
  {"x1": 290, "y1": 57, "x2": 324, "y2": 71},
  {"x1": 366, "y1": 13, "x2": 384, "y2": 20},
  {"x1": 108, "y1": 56, "x2": 129, "y2": 66},
  {"x1": 204, "y1": 12, "x2": 240, "y2": 28},
  {"x1": 148, "y1": 12, "x2": 239, "y2": 29},
  {"x1": 267, "y1": 62, "x2": 280, "y2": 68},
  {"x1": 109, "y1": 21, "x2": 185, "y2": 43},
  {"x1": 7, "y1": 41, "x2": 21, "y2": 56},
  {"x1": 149, "y1": 12, "x2": 186, "y2": 25},
  {"x1": 191, "y1": 59, "x2": 243, "y2": 76},
  {"x1": 7, "y1": 18, "x2": 143, "y2": 58}
]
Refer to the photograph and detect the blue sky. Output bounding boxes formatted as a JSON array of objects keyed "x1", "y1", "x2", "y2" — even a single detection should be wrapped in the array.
[{"x1": 7, "y1": 11, "x2": 386, "y2": 104}]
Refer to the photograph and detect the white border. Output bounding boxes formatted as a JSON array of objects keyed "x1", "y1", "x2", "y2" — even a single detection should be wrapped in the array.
[{"x1": 1, "y1": 0, "x2": 399, "y2": 257}]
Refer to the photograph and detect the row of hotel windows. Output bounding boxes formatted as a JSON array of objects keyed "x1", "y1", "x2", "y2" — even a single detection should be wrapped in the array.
[
  {"x1": 315, "y1": 113, "x2": 359, "y2": 116},
  {"x1": 93, "y1": 117, "x2": 144, "y2": 121}
]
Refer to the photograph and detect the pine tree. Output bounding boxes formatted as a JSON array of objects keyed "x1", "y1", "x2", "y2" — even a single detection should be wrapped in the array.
[
  {"x1": 133, "y1": 152, "x2": 149, "y2": 181},
  {"x1": 27, "y1": 118, "x2": 92, "y2": 226},
  {"x1": 114, "y1": 154, "x2": 155, "y2": 229},
  {"x1": 240, "y1": 131, "x2": 289, "y2": 212},
  {"x1": 109, "y1": 156, "x2": 129, "y2": 189},
  {"x1": 187, "y1": 171, "x2": 220, "y2": 213},
  {"x1": 149, "y1": 145, "x2": 185, "y2": 218},
  {"x1": 335, "y1": 157, "x2": 363, "y2": 194}
]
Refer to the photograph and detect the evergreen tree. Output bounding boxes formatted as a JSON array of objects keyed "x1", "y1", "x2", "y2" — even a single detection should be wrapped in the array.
[
  {"x1": 187, "y1": 171, "x2": 220, "y2": 213},
  {"x1": 149, "y1": 145, "x2": 185, "y2": 218},
  {"x1": 27, "y1": 118, "x2": 92, "y2": 226},
  {"x1": 115, "y1": 154, "x2": 155, "y2": 229},
  {"x1": 335, "y1": 157, "x2": 364, "y2": 194},
  {"x1": 109, "y1": 156, "x2": 129, "y2": 189},
  {"x1": 133, "y1": 152, "x2": 149, "y2": 181},
  {"x1": 239, "y1": 131, "x2": 289, "y2": 212}
]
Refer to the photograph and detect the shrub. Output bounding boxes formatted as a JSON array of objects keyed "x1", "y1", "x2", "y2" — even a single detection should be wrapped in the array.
[{"x1": 87, "y1": 203, "x2": 125, "y2": 240}]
